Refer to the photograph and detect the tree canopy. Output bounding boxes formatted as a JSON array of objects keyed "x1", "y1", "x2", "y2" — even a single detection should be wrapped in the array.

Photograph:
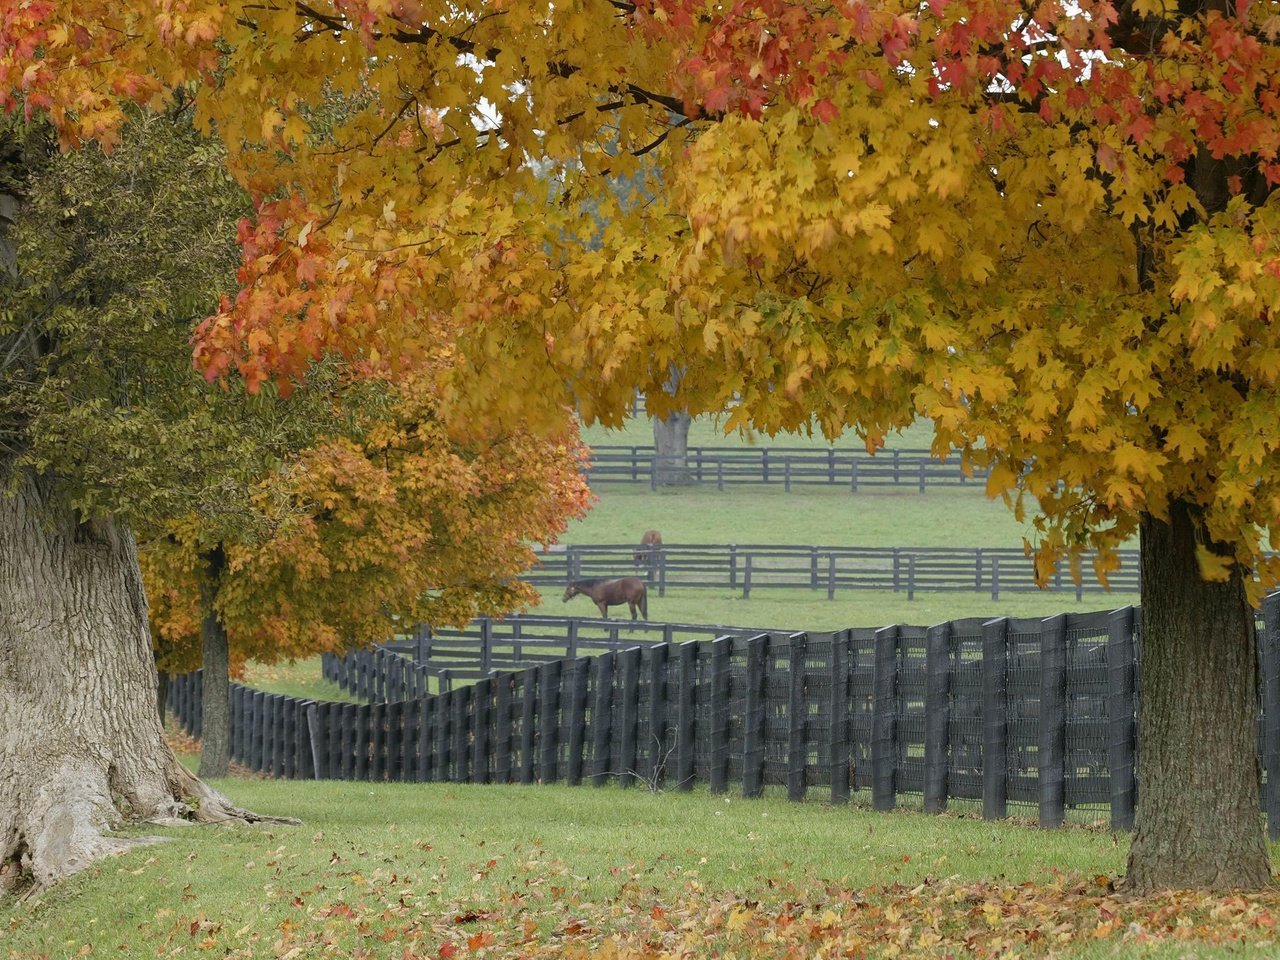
[
  {"x1": 9, "y1": 0, "x2": 1279, "y2": 586},
  {"x1": 146, "y1": 374, "x2": 591, "y2": 675}
]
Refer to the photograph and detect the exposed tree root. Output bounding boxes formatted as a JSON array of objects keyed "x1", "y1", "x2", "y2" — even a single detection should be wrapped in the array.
[{"x1": 1, "y1": 755, "x2": 298, "y2": 900}]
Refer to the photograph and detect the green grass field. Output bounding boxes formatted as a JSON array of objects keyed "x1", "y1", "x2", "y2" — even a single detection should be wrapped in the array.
[
  {"x1": 5, "y1": 774, "x2": 1278, "y2": 960},
  {"x1": 562, "y1": 486, "x2": 1044, "y2": 547},
  {"x1": 546, "y1": 484, "x2": 1140, "y2": 628}
]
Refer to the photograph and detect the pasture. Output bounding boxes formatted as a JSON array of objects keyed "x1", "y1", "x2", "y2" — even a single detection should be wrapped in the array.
[
  {"x1": 6, "y1": 763, "x2": 1280, "y2": 959},
  {"x1": 545, "y1": 484, "x2": 1140, "y2": 628}
]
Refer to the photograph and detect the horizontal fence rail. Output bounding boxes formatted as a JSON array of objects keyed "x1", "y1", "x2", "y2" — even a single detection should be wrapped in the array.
[
  {"x1": 527, "y1": 543, "x2": 1142, "y2": 599},
  {"x1": 169, "y1": 596, "x2": 1280, "y2": 839},
  {"x1": 343, "y1": 616, "x2": 777, "y2": 686},
  {"x1": 586, "y1": 445, "x2": 989, "y2": 491}
]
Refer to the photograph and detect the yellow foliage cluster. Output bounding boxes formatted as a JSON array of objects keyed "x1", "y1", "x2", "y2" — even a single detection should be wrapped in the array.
[
  {"x1": 14, "y1": 1, "x2": 1280, "y2": 593},
  {"x1": 143, "y1": 376, "x2": 592, "y2": 672}
]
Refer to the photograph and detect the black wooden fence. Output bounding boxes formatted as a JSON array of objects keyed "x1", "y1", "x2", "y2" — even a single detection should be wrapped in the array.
[
  {"x1": 359, "y1": 615, "x2": 774, "y2": 685},
  {"x1": 587, "y1": 445, "x2": 990, "y2": 491},
  {"x1": 168, "y1": 596, "x2": 1280, "y2": 839},
  {"x1": 528, "y1": 543, "x2": 1142, "y2": 599}
]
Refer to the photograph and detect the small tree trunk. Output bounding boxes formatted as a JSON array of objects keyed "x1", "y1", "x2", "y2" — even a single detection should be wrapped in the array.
[
  {"x1": 1126, "y1": 499, "x2": 1273, "y2": 893},
  {"x1": 198, "y1": 546, "x2": 231, "y2": 779},
  {"x1": 653, "y1": 411, "x2": 692, "y2": 486},
  {"x1": 0, "y1": 473, "x2": 286, "y2": 898}
]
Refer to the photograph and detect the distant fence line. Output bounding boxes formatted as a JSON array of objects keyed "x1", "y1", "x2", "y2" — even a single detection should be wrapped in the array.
[
  {"x1": 526, "y1": 543, "x2": 1141, "y2": 599},
  {"x1": 168, "y1": 597, "x2": 1280, "y2": 838},
  {"x1": 586, "y1": 445, "x2": 988, "y2": 491}
]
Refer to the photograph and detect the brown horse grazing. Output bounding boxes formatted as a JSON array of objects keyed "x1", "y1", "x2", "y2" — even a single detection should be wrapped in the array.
[
  {"x1": 563, "y1": 577, "x2": 648, "y2": 619},
  {"x1": 633, "y1": 529, "x2": 663, "y2": 568}
]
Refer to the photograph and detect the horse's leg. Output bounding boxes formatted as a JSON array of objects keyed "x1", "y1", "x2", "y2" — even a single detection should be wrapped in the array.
[
  {"x1": 597, "y1": 599, "x2": 608, "y2": 618},
  {"x1": 629, "y1": 600, "x2": 637, "y2": 620}
]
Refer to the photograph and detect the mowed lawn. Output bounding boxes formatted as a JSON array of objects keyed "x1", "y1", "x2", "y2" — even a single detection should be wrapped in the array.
[{"x1": 7, "y1": 772, "x2": 1280, "y2": 960}]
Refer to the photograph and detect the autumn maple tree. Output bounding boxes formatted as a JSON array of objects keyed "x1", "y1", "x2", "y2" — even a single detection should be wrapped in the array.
[
  {"x1": 8, "y1": 0, "x2": 1280, "y2": 894},
  {"x1": 144, "y1": 375, "x2": 590, "y2": 777}
]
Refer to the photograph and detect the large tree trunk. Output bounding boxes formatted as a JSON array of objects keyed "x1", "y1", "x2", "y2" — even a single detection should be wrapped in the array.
[
  {"x1": 0, "y1": 473, "x2": 282, "y2": 897},
  {"x1": 652, "y1": 411, "x2": 692, "y2": 486},
  {"x1": 1126, "y1": 499, "x2": 1272, "y2": 893},
  {"x1": 198, "y1": 546, "x2": 231, "y2": 779}
]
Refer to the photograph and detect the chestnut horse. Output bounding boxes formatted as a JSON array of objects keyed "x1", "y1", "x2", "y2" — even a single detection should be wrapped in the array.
[
  {"x1": 562, "y1": 577, "x2": 648, "y2": 619},
  {"x1": 633, "y1": 529, "x2": 663, "y2": 569}
]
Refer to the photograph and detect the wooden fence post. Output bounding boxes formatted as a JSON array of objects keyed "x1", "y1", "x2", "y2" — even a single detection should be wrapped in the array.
[
  {"x1": 480, "y1": 618, "x2": 493, "y2": 674},
  {"x1": 647, "y1": 643, "x2": 670, "y2": 786},
  {"x1": 872, "y1": 626, "x2": 899, "y2": 811},
  {"x1": 472, "y1": 678, "x2": 492, "y2": 784},
  {"x1": 787, "y1": 633, "x2": 808, "y2": 802},
  {"x1": 742, "y1": 634, "x2": 769, "y2": 798},
  {"x1": 1262, "y1": 594, "x2": 1280, "y2": 842},
  {"x1": 1107, "y1": 606, "x2": 1137, "y2": 831},
  {"x1": 371, "y1": 701, "x2": 386, "y2": 781},
  {"x1": 1039, "y1": 614, "x2": 1068, "y2": 828},
  {"x1": 436, "y1": 690, "x2": 453, "y2": 783},
  {"x1": 709, "y1": 637, "x2": 731, "y2": 795},
  {"x1": 453, "y1": 686, "x2": 471, "y2": 784},
  {"x1": 401, "y1": 696, "x2": 418, "y2": 782},
  {"x1": 339, "y1": 702, "x2": 356, "y2": 780},
  {"x1": 743, "y1": 555, "x2": 752, "y2": 599},
  {"x1": 248, "y1": 690, "x2": 262, "y2": 771},
  {"x1": 830, "y1": 630, "x2": 851, "y2": 805},
  {"x1": 591, "y1": 653, "x2": 615, "y2": 786},
  {"x1": 354, "y1": 703, "x2": 370, "y2": 781},
  {"x1": 619, "y1": 646, "x2": 642, "y2": 787},
  {"x1": 417, "y1": 696, "x2": 433, "y2": 783},
  {"x1": 230, "y1": 684, "x2": 244, "y2": 763},
  {"x1": 827, "y1": 554, "x2": 837, "y2": 601},
  {"x1": 566, "y1": 658, "x2": 590, "y2": 786},
  {"x1": 519, "y1": 672, "x2": 537, "y2": 784},
  {"x1": 982, "y1": 617, "x2": 1009, "y2": 820},
  {"x1": 283, "y1": 699, "x2": 299, "y2": 779},
  {"x1": 923, "y1": 621, "x2": 951, "y2": 814},
  {"x1": 274, "y1": 695, "x2": 288, "y2": 778},
  {"x1": 306, "y1": 702, "x2": 323, "y2": 779},
  {"x1": 388, "y1": 700, "x2": 406, "y2": 782},
  {"x1": 495, "y1": 673, "x2": 514, "y2": 784},
  {"x1": 539, "y1": 660, "x2": 562, "y2": 784},
  {"x1": 675, "y1": 641, "x2": 697, "y2": 792}
]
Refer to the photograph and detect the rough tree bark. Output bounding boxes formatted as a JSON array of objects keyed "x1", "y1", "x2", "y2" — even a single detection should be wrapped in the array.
[
  {"x1": 1126, "y1": 499, "x2": 1273, "y2": 893},
  {"x1": 198, "y1": 546, "x2": 231, "y2": 779},
  {"x1": 652, "y1": 411, "x2": 692, "y2": 486},
  {"x1": 0, "y1": 473, "x2": 285, "y2": 897}
]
